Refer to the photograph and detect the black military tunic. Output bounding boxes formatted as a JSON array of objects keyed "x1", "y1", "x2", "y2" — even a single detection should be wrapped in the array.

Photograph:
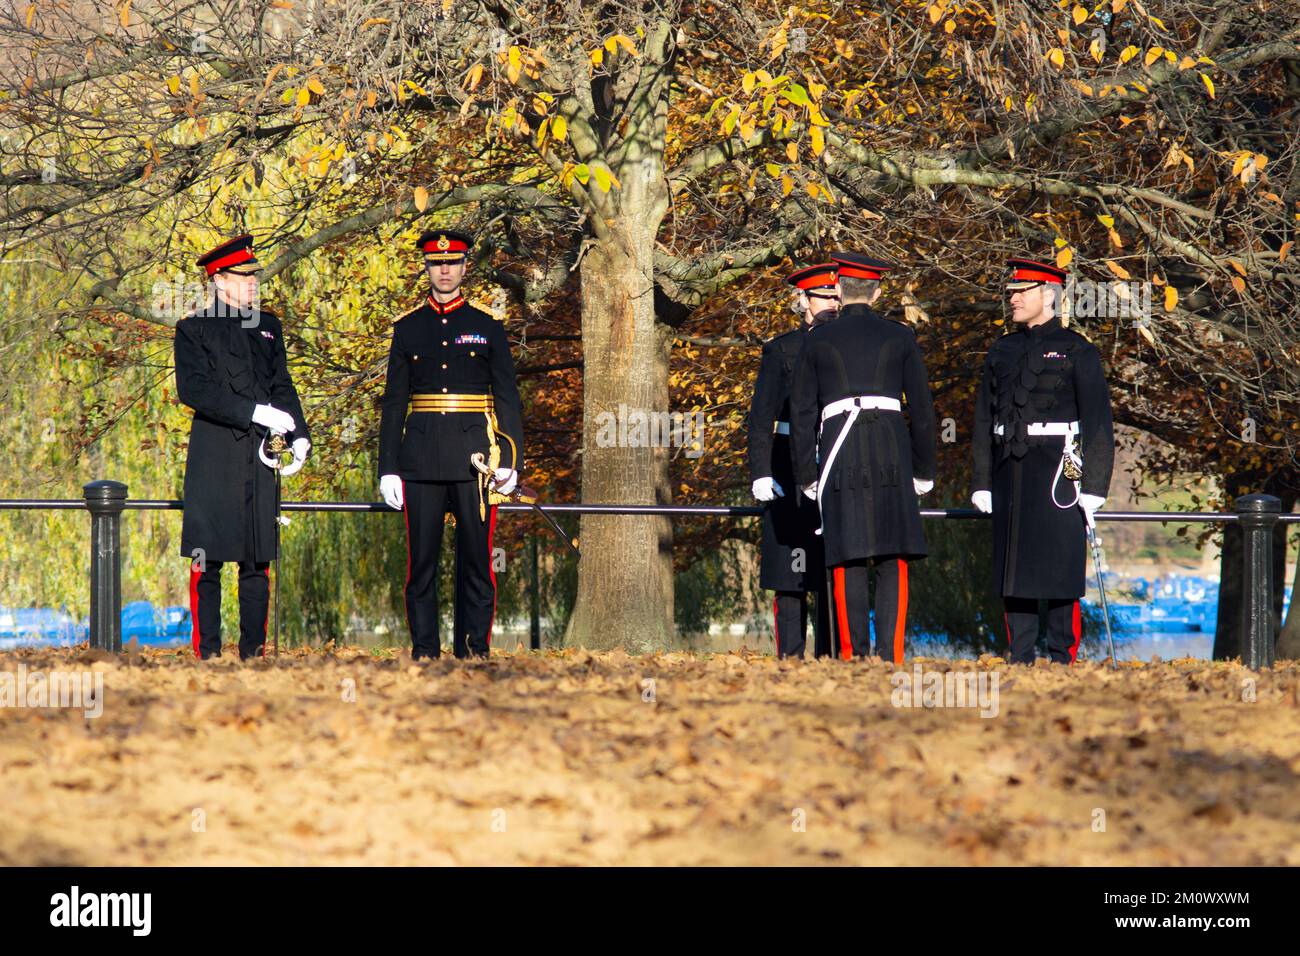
[
  {"x1": 971, "y1": 316, "x2": 1114, "y2": 599},
  {"x1": 748, "y1": 325, "x2": 827, "y2": 591},
  {"x1": 789, "y1": 303, "x2": 937, "y2": 566},
  {"x1": 175, "y1": 303, "x2": 308, "y2": 563},
  {"x1": 378, "y1": 293, "x2": 524, "y2": 659}
]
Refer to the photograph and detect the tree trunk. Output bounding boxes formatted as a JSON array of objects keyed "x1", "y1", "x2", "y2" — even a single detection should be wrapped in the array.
[{"x1": 564, "y1": 163, "x2": 674, "y2": 651}]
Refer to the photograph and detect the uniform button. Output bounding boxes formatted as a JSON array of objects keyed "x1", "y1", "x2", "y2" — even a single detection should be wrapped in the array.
[
  {"x1": 469, "y1": 351, "x2": 475, "y2": 357},
  {"x1": 441, "y1": 363, "x2": 447, "y2": 369},
  {"x1": 441, "y1": 318, "x2": 448, "y2": 324},
  {"x1": 441, "y1": 387, "x2": 448, "y2": 393},
  {"x1": 442, "y1": 341, "x2": 448, "y2": 346}
]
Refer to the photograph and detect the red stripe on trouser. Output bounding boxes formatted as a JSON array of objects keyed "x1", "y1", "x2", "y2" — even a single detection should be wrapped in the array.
[
  {"x1": 833, "y1": 566, "x2": 852, "y2": 660},
  {"x1": 261, "y1": 565, "x2": 269, "y2": 657},
  {"x1": 190, "y1": 567, "x2": 202, "y2": 657},
  {"x1": 485, "y1": 504, "x2": 498, "y2": 651},
  {"x1": 772, "y1": 597, "x2": 780, "y2": 657},
  {"x1": 892, "y1": 559, "x2": 908, "y2": 665},
  {"x1": 401, "y1": 479, "x2": 412, "y2": 642},
  {"x1": 1004, "y1": 612, "x2": 1012, "y2": 649},
  {"x1": 1070, "y1": 599, "x2": 1081, "y2": 663}
]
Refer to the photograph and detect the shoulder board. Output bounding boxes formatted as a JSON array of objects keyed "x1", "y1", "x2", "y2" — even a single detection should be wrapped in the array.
[{"x1": 392, "y1": 302, "x2": 423, "y2": 323}]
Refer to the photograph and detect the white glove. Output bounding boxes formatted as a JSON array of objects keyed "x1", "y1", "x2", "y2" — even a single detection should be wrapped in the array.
[
  {"x1": 251, "y1": 404, "x2": 295, "y2": 435},
  {"x1": 379, "y1": 474, "x2": 404, "y2": 510},
  {"x1": 1080, "y1": 493, "x2": 1105, "y2": 529},
  {"x1": 279, "y1": 438, "x2": 310, "y2": 477},
  {"x1": 802, "y1": 481, "x2": 817, "y2": 500},
  {"x1": 752, "y1": 477, "x2": 784, "y2": 502},
  {"x1": 913, "y1": 477, "x2": 934, "y2": 496},
  {"x1": 493, "y1": 468, "x2": 518, "y2": 496},
  {"x1": 971, "y1": 490, "x2": 992, "y2": 514}
]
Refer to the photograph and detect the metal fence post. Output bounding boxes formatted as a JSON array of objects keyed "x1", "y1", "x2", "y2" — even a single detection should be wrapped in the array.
[
  {"x1": 84, "y1": 480, "x2": 127, "y2": 653},
  {"x1": 1235, "y1": 493, "x2": 1280, "y2": 669}
]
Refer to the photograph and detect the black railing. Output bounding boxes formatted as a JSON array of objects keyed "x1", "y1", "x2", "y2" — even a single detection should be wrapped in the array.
[{"x1": 0, "y1": 483, "x2": 1292, "y2": 668}]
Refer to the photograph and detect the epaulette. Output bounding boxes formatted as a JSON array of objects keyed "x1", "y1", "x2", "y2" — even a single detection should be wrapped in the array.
[{"x1": 392, "y1": 302, "x2": 423, "y2": 323}]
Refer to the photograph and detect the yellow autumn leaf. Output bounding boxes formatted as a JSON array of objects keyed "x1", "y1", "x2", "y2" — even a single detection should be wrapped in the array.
[
  {"x1": 810, "y1": 126, "x2": 825, "y2": 157},
  {"x1": 765, "y1": 163, "x2": 781, "y2": 178},
  {"x1": 781, "y1": 174, "x2": 794, "y2": 197},
  {"x1": 1090, "y1": 39, "x2": 1104, "y2": 63},
  {"x1": 1047, "y1": 48, "x2": 1065, "y2": 69},
  {"x1": 465, "y1": 64, "x2": 483, "y2": 90},
  {"x1": 1280, "y1": 241, "x2": 1293, "y2": 263},
  {"x1": 296, "y1": 87, "x2": 311, "y2": 107},
  {"x1": 1231, "y1": 275, "x2": 1246, "y2": 294},
  {"x1": 1201, "y1": 73, "x2": 1215, "y2": 98},
  {"x1": 742, "y1": 72, "x2": 756, "y2": 95},
  {"x1": 590, "y1": 48, "x2": 604, "y2": 67},
  {"x1": 507, "y1": 47, "x2": 522, "y2": 84},
  {"x1": 1097, "y1": 214, "x2": 1115, "y2": 228},
  {"x1": 786, "y1": 141, "x2": 798, "y2": 163},
  {"x1": 119, "y1": 0, "x2": 131, "y2": 29},
  {"x1": 1137, "y1": 323, "x2": 1156, "y2": 347},
  {"x1": 360, "y1": 17, "x2": 391, "y2": 29},
  {"x1": 592, "y1": 166, "x2": 616, "y2": 192},
  {"x1": 1228, "y1": 259, "x2": 1247, "y2": 277},
  {"x1": 1164, "y1": 286, "x2": 1178, "y2": 312},
  {"x1": 552, "y1": 115, "x2": 567, "y2": 141},
  {"x1": 413, "y1": 187, "x2": 429, "y2": 212},
  {"x1": 1072, "y1": 6, "x2": 1088, "y2": 25},
  {"x1": 166, "y1": 75, "x2": 181, "y2": 95},
  {"x1": 944, "y1": 19, "x2": 955, "y2": 34},
  {"x1": 1106, "y1": 260, "x2": 1131, "y2": 280},
  {"x1": 307, "y1": 76, "x2": 325, "y2": 96},
  {"x1": 190, "y1": 73, "x2": 200, "y2": 97},
  {"x1": 1144, "y1": 47, "x2": 1163, "y2": 67},
  {"x1": 1119, "y1": 45, "x2": 1138, "y2": 64},
  {"x1": 1056, "y1": 247, "x2": 1074, "y2": 269},
  {"x1": 722, "y1": 106, "x2": 740, "y2": 136}
]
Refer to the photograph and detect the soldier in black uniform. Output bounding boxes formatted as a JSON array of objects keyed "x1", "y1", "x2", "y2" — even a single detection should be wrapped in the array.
[
  {"x1": 747, "y1": 264, "x2": 838, "y2": 658},
  {"x1": 174, "y1": 235, "x2": 310, "y2": 660},
  {"x1": 789, "y1": 253, "x2": 937, "y2": 663},
  {"x1": 377, "y1": 229, "x2": 525, "y2": 660},
  {"x1": 971, "y1": 258, "x2": 1114, "y2": 664}
]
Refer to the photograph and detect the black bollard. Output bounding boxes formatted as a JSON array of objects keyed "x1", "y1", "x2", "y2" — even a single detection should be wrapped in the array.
[
  {"x1": 84, "y1": 480, "x2": 127, "y2": 653},
  {"x1": 1235, "y1": 493, "x2": 1280, "y2": 669}
]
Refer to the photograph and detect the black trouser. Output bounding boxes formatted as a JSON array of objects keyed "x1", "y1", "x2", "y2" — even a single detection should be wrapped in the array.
[
  {"x1": 772, "y1": 586, "x2": 833, "y2": 659},
  {"x1": 831, "y1": 556, "x2": 909, "y2": 663},
  {"x1": 189, "y1": 561, "x2": 270, "y2": 660},
  {"x1": 403, "y1": 478, "x2": 497, "y2": 660},
  {"x1": 1004, "y1": 597, "x2": 1081, "y2": 664}
]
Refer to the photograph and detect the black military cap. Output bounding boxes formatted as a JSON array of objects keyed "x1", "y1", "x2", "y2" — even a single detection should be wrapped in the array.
[
  {"x1": 418, "y1": 229, "x2": 474, "y2": 263},
  {"x1": 829, "y1": 252, "x2": 896, "y2": 280},
  {"x1": 1005, "y1": 257, "x2": 1068, "y2": 290},
  {"x1": 196, "y1": 234, "x2": 261, "y2": 276}
]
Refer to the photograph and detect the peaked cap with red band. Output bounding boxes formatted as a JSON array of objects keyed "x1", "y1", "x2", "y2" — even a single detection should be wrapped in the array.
[
  {"x1": 196, "y1": 234, "x2": 261, "y2": 277},
  {"x1": 419, "y1": 229, "x2": 473, "y2": 262},
  {"x1": 786, "y1": 263, "x2": 839, "y2": 295},
  {"x1": 1005, "y1": 257, "x2": 1068, "y2": 290},
  {"x1": 829, "y1": 252, "x2": 895, "y2": 281}
]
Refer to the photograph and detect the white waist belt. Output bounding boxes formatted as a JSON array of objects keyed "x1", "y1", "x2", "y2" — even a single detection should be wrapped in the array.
[
  {"x1": 993, "y1": 421, "x2": 1079, "y2": 437},
  {"x1": 820, "y1": 395, "x2": 901, "y2": 423},
  {"x1": 773, "y1": 421, "x2": 790, "y2": 435}
]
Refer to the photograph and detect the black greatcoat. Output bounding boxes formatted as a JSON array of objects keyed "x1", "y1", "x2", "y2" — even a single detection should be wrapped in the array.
[
  {"x1": 174, "y1": 302, "x2": 309, "y2": 563},
  {"x1": 746, "y1": 324, "x2": 826, "y2": 591},
  {"x1": 789, "y1": 304, "x2": 938, "y2": 566},
  {"x1": 971, "y1": 317, "x2": 1115, "y2": 599},
  {"x1": 377, "y1": 297, "x2": 524, "y2": 481}
]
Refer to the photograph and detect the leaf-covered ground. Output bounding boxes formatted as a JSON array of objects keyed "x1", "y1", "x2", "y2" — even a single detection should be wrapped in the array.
[{"x1": 2, "y1": 647, "x2": 1298, "y2": 865}]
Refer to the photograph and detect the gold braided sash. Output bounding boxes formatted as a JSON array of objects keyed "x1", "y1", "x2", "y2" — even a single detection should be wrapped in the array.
[{"x1": 408, "y1": 393, "x2": 494, "y2": 414}]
